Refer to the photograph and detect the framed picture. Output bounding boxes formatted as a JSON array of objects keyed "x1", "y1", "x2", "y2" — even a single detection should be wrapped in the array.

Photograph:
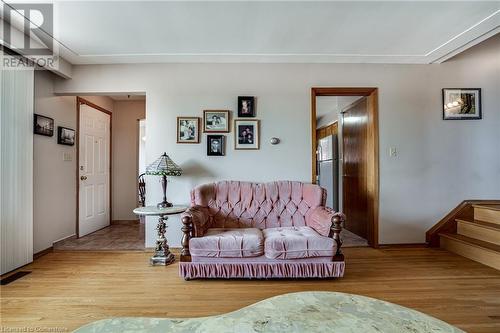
[
  {"x1": 207, "y1": 135, "x2": 225, "y2": 156},
  {"x1": 234, "y1": 119, "x2": 259, "y2": 150},
  {"x1": 57, "y1": 126, "x2": 75, "y2": 146},
  {"x1": 238, "y1": 96, "x2": 255, "y2": 117},
  {"x1": 177, "y1": 117, "x2": 200, "y2": 143},
  {"x1": 203, "y1": 110, "x2": 230, "y2": 133},
  {"x1": 34, "y1": 114, "x2": 54, "y2": 137},
  {"x1": 442, "y1": 88, "x2": 481, "y2": 120}
]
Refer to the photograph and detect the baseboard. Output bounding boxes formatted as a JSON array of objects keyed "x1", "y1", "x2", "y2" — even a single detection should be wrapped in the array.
[
  {"x1": 53, "y1": 234, "x2": 76, "y2": 246},
  {"x1": 33, "y1": 246, "x2": 53, "y2": 259},
  {"x1": 378, "y1": 243, "x2": 428, "y2": 248},
  {"x1": 111, "y1": 219, "x2": 140, "y2": 225}
]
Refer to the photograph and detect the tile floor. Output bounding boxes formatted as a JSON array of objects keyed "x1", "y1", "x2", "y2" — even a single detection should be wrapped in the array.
[{"x1": 54, "y1": 222, "x2": 145, "y2": 251}]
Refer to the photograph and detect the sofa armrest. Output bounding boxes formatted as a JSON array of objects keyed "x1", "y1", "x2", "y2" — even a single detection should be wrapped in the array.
[
  {"x1": 307, "y1": 207, "x2": 345, "y2": 256},
  {"x1": 180, "y1": 206, "x2": 211, "y2": 259}
]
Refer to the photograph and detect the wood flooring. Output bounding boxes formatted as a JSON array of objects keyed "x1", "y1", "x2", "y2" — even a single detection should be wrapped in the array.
[{"x1": 1, "y1": 247, "x2": 499, "y2": 332}]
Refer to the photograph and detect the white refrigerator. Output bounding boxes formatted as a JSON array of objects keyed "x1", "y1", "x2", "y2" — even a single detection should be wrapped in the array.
[{"x1": 317, "y1": 134, "x2": 339, "y2": 211}]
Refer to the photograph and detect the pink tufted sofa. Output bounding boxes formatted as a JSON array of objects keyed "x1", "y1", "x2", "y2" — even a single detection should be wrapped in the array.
[{"x1": 179, "y1": 181, "x2": 345, "y2": 279}]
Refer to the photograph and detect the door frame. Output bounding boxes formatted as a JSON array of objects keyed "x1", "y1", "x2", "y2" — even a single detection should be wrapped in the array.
[
  {"x1": 76, "y1": 97, "x2": 113, "y2": 238},
  {"x1": 311, "y1": 87, "x2": 379, "y2": 247}
]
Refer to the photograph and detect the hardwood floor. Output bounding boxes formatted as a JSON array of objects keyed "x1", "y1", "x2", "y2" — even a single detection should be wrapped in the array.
[{"x1": 1, "y1": 247, "x2": 499, "y2": 332}]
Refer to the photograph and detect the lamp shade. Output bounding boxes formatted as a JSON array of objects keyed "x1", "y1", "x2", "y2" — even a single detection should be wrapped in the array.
[{"x1": 145, "y1": 153, "x2": 182, "y2": 176}]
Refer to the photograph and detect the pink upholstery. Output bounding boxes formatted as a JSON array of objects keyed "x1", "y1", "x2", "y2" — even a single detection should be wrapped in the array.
[
  {"x1": 189, "y1": 181, "x2": 326, "y2": 230},
  {"x1": 179, "y1": 261, "x2": 345, "y2": 279},
  {"x1": 181, "y1": 181, "x2": 344, "y2": 279},
  {"x1": 263, "y1": 226, "x2": 336, "y2": 259},
  {"x1": 307, "y1": 207, "x2": 346, "y2": 237},
  {"x1": 189, "y1": 228, "x2": 264, "y2": 258}
]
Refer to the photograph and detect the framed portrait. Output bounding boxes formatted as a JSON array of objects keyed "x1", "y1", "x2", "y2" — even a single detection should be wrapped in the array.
[
  {"x1": 34, "y1": 114, "x2": 54, "y2": 137},
  {"x1": 442, "y1": 88, "x2": 481, "y2": 120},
  {"x1": 203, "y1": 110, "x2": 230, "y2": 133},
  {"x1": 238, "y1": 96, "x2": 255, "y2": 117},
  {"x1": 207, "y1": 135, "x2": 225, "y2": 156},
  {"x1": 234, "y1": 119, "x2": 259, "y2": 150},
  {"x1": 177, "y1": 117, "x2": 200, "y2": 143},
  {"x1": 57, "y1": 126, "x2": 75, "y2": 146}
]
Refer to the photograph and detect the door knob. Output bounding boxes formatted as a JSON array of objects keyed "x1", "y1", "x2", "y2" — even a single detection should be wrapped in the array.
[{"x1": 80, "y1": 176, "x2": 87, "y2": 181}]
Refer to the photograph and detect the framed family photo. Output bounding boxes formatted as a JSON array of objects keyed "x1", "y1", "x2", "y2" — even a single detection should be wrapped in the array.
[
  {"x1": 57, "y1": 126, "x2": 75, "y2": 146},
  {"x1": 238, "y1": 96, "x2": 255, "y2": 117},
  {"x1": 442, "y1": 88, "x2": 481, "y2": 120},
  {"x1": 207, "y1": 135, "x2": 225, "y2": 156},
  {"x1": 234, "y1": 119, "x2": 259, "y2": 150},
  {"x1": 34, "y1": 114, "x2": 54, "y2": 137},
  {"x1": 177, "y1": 117, "x2": 200, "y2": 143},
  {"x1": 203, "y1": 110, "x2": 230, "y2": 133}
]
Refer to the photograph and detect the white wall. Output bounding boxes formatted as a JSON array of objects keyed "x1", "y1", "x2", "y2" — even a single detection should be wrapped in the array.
[
  {"x1": 34, "y1": 70, "x2": 77, "y2": 253},
  {"x1": 53, "y1": 34, "x2": 500, "y2": 246},
  {"x1": 112, "y1": 100, "x2": 146, "y2": 220}
]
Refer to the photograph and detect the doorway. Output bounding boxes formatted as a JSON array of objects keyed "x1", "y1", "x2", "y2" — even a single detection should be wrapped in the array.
[
  {"x1": 77, "y1": 97, "x2": 112, "y2": 237},
  {"x1": 54, "y1": 95, "x2": 147, "y2": 251},
  {"x1": 311, "y1": 88, "x2": 379, "y2": 247}
]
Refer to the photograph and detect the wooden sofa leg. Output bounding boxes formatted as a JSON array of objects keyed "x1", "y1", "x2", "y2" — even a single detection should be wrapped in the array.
[
  {"x1": 332, "y1": 216, "x2": 343, "y2": 256},
  {"x1": 181, "y1": 216, "x2": 192, "y2": 261}
]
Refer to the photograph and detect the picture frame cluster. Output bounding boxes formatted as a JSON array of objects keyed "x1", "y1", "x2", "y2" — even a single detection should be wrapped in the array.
[
  {"x1": 34, "y1": 114, "x2": 76, "y2": 146},
  {"x1": 176, "y1": 96, "x2": 260, "y2": 155}
]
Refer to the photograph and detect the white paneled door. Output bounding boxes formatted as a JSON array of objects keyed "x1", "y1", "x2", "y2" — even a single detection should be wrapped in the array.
[{"x1": 79, "y1": 104, "x2": 111, "y2": 237}]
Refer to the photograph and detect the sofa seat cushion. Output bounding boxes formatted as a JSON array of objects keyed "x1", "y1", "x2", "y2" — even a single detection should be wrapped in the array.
[
  {"x1": 263, "y1": 226, "x2": 335, "y2": 260},
  {"x1": 190, "y1": 228, "x2": 264, "y2": 258}
]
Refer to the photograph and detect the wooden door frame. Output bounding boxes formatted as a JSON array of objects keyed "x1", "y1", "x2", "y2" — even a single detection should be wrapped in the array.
[
  {"x1": 76, "y1": 97, "x2": 113, "y2": 238},
  {"x1": 311, "y1": 87, "x2": 379, "y2": 247}
]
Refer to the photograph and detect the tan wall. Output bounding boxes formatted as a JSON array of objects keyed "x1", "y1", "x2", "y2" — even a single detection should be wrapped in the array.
[{"x1": 112, "y1": 100, "x2": 146, "y2": 220}]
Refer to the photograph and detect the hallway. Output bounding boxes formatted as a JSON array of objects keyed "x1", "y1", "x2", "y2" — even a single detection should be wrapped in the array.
[{"x1": 54, "y1": 222, "x2": 145, "y2": 251}]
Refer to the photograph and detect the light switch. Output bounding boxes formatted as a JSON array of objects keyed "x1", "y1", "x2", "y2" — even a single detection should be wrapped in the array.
[
  {"x1": 389, "y1": 147, "x2": 397, "y2": 157},
  {"x1": 63, "y1": 152, "x2": 72, "y2": 161}
]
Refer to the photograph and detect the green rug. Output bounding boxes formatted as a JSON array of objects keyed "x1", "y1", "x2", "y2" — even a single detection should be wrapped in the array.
[{"x1": 74, "y1": 291, "x2": 463, "y2": 332}]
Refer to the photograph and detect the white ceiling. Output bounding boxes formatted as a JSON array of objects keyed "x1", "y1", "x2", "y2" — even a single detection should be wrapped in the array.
[
  {"x1": 316, "y1": 96, "x2": 364, "y2": 120},
  {"x1": 4, "y1": 1, "x2": 500, "y2": 64},
  {"x1": 108, "y1": 95, "x2": 146, "y2": 101}
]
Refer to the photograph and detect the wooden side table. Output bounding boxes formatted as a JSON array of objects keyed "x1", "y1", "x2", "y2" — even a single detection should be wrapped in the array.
[{"x1": 133, "y1": 205, "x2": 188, "y2": 266}]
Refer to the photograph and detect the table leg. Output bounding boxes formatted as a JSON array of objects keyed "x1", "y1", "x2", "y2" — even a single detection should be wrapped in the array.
[{"x1": 150, "y1": 214, "x2": 175, "y2": 266}]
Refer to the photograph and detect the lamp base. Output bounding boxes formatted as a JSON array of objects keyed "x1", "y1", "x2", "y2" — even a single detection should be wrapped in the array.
[{"x1": 157, "y1": 201, "x2": 173, "y2": 208}]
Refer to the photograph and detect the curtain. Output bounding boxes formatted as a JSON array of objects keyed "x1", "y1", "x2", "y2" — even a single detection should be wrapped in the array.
[{"x1": 0, "y1": 63, "x2": 34, "y2": 274}]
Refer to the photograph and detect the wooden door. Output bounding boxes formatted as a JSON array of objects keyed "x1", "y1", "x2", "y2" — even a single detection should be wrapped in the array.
[
  {"x1": 79, "y1": 104, "x2": 111, "y2": 237},
  {"x1": 342, "y1": 98, "x2": 369, "y2": 239}
]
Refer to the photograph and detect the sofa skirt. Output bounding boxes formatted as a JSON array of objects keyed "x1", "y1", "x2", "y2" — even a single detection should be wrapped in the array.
[{"x1": 179, "y1": 260, "x2": 345, "y2": 279}]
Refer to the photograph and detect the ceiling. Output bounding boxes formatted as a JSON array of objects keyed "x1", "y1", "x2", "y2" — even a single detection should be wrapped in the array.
[
  {"x1": 108, "y1": 95, "x2": 146, "y2": 101},
  {"x1": 3, "y1": 1, "x2": 500, "y2": 64},
  {"x1": 316, "y1": 96, "x2": 364, "y2": 120}
]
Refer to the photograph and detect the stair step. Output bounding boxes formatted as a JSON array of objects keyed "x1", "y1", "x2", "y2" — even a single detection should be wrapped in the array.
[
  {"x1": 456, "y1": 218, "x2": 500, "y2": 245},
  {"x1": 473, "y1": 205, "x2": 500, "y2": 225},
  {"x1": 439, "y1": 233, "x2": 500, "y2": 270}
]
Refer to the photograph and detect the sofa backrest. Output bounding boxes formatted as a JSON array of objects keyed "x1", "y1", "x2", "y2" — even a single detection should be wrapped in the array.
[{"x1": 190, "y1": 181, "x2": 326, "y2": 229}]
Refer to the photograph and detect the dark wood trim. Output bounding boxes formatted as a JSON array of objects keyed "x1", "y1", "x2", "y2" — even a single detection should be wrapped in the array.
[
  {"x1": 311, "y1": 87, "x2": 379, "y2": 248},
  {"x1": 33, "y1": 246, "x2": 53, "y2": 259},
  {"x1": 76, "y1": 97, "x2": 113, "y2": 238},
  {"x1": 426, "y1": 199, "x2": 500, "y2": 247}
]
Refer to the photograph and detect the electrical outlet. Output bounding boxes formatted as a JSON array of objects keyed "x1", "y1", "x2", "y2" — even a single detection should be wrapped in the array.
[{"x1": 389, "y1": 147, "x2": 397, "y2": 157}]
